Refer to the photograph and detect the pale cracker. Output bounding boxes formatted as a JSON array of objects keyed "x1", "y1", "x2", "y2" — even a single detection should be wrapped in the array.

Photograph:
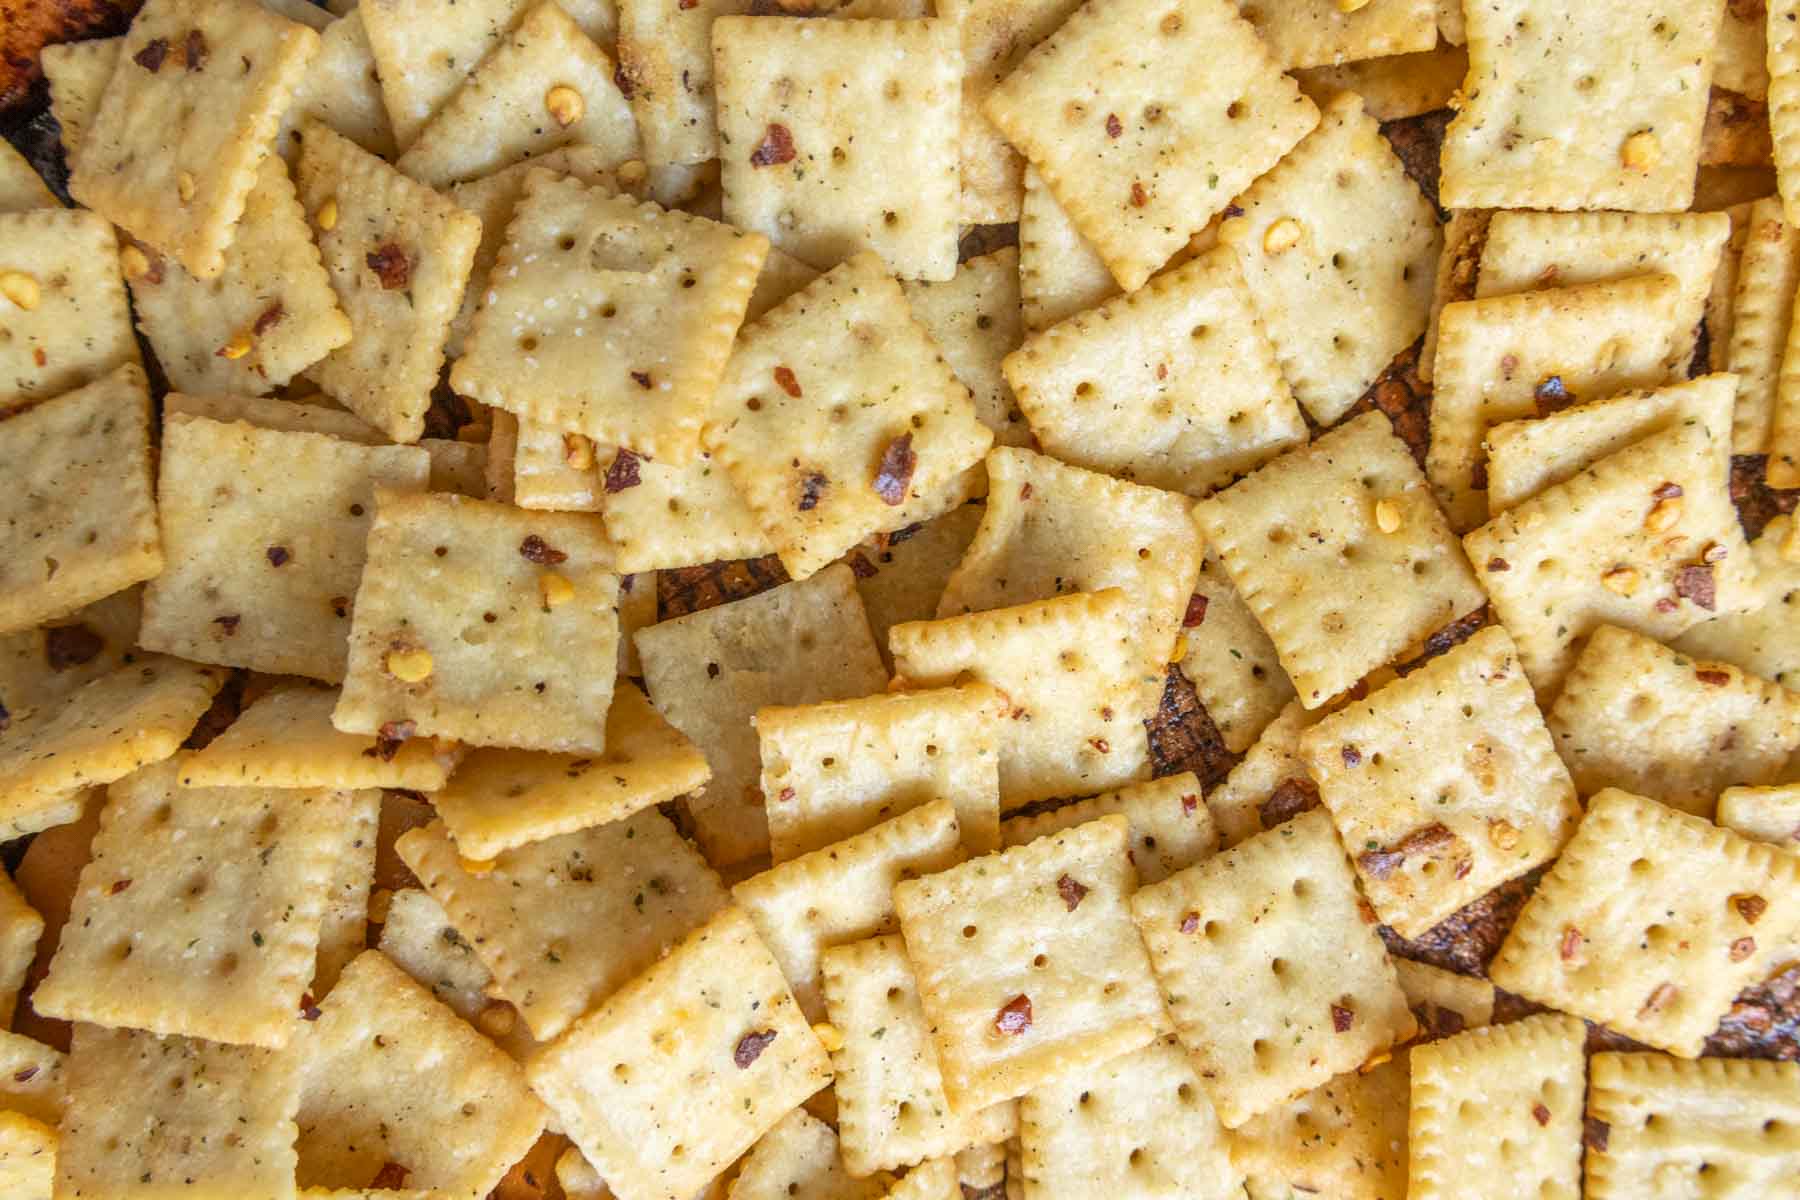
[
  {"x1": 123, "y1": 154, "x2": 351, "y2": 395},
  {"x1": 277, "y1": 10, "x2": 397, "y2": 161},
  {"x1": 0, "y1": 657, "x2": 225, "y2": 831},
  {"x1": 819, "y1": 934, "x2": 1017, "y2": 1177},
  {"x1": 1417, "y1": 206, "x2": 1490, "y2": 386},
  {"x1": 1000, "y1": 772, "x2": 1219, "y2": 887},
  {"x1": 162, "y1": 390, "x2": 384, "y2": 442},
  {"x1": 954, "y1": 1140, "x2": 1006, "y2": 1191},
  {"x1": 637, "y1": 563, "x2": 888, "y2": 865},
  {"x1": 1220, "y1": 91, "x2": 1440, "y2": 426},
  {"x1": 56, "y1": 1024, "x2": 301, "y2": 1200},
  {"x1": 357, "y1": 0, "x2": 523, "y2": 149},
  {"x1": 850, "y1": 504, "x2": 986, "y2": 672},
  {"x1": 0, "y1": 1111, "x2": 52, "y2": 1200},
  {"x1": 1426, "y1": 273, "x2": 1688, "y2": 531},
  {"x1": 882, "y1": 1158, "x2": 958, "y2": 1200},
  {"x1": 1546, "y1": 624, "x2": 1800, "y2": 817},
  {"x1": 1017, "y1": 165, "x2": 1117, "y2": 334},
  {"x1": 1718, "y1": 781, "x2": 1800, "y2": 849},
  {"x1": 703, "y1": 252, "x2": 993, "y2": 580},
  {"x1": 1702, "y1": 200, "x2": 1755, "y2": 372},
  {"x1": 1585, "y1": 1053, "x2": 1800, "y2": 1199},
  {"x1": 397, "y1": 2, "x2": 639, "y2": 188},
  {"x1": 1131, "y1": 808, "x2": 1416, "y2": 1127},
  {"x1": 745, "y1": 242, "x2": 821, "y2": 322},
  {"x1": 1485, "y1": 374, "x2": 1737, "y2": 514},
  {"x1": 431, "y1": 684, "x2": 709, "y2": 859},
  {"x1": 889, "y1": 589, "x2": 1157, "y2": 809},
  {"x1": 0, "y1": 363, "x2": 160, "y2": 636},
  {"x1": 1177, "y1": 548, "x2": 1295, "y2": 754},
  {"x1": 423, "y1": 437, "x2": 489, "y2": 497},
  {"x1": 734, "y1": 798, "x2": 965, "y2": 1021},
  {"x1": 1772, "y1": 0, "x2": 1800, "y2": 226},
  {"x1": 1202, "y1": 700, "x2": 1320, "y2": 848},
  {"x1": 452, "y1": 172, "x2": 766, "y2": 463},
  {"x1": 335, "y1": 489, "x2": 621, "y2": 753},
  {"x1": 1018, "y1": 1034, "x2": 1241, "y2": 1200},
  {"x1": 41, "y1": 37, "x2": 120, "y2": 156},
  {"x1": 141, "y1": 413, "x2": 430, "y2": 681},
  {"x1": 713, "y1": 16, "x2": 960, "y2": 282},
  {"x1": 376, "y1": 886, "x2": 497, "y2": 1024},
  {"x1": 33, "y1": 762, "x2": 362, "y2": 1047},
  {"x1": 0, "y1": 1030, "x2": 64, "y2": 1127},
  {"x1": 1226, "y1": 1053, "x2": 1409, "y2": 1200},
  {"x1": 1717, "y1": 0, "x2": 1770, "y2": 100},
  {"x1": 1194, "y1": 412, "x2": 1486, "y2": 708},
  {"x1": 0, "y1": 208, "x2": 138, "y2": 407},
  {"x1": 981, "y1": 0, "x2": 1320, "y2": 291},
  {"x1": 1462, "y1": 418, "x2": 1762, "y2": 699},
  {"x1": 297, "y1": 120, "x2": 481, "y2": 442},
  {"x1": 729, "y1": 1108, "x2": 890, "y2": 1200},
  {"x1": 613, "y1": 0, "x2": 752, "y2": 169},
  {"x1": 296, "y1": 949, "x2": 548, "y2": 1194},
  {"x1": 526, "y1": 906, "x2": 832, "y2": 1200},
  {"x1": 0, "y1": 142, "x2": 54, "y2": 212},
  {"x1": 71, "y1": 0, "x2": 320, "y2": 279},
  {"x1": 1406, "y1": 1013, "x2": 1586, "y2": 1200},
  {"x1": 1292, "y1": 43, "x2": 1468, "y2": 122},
  {"x1": 1723, "y1": 196, "x2": 1798, "y2": 452},
  {"x1": 901, "y1": 249, "x2": 1031, "y2": 447},
  {"x1": 1004, "y1": 246, "x2": 1306, "y2": 496},
  {"x1": 894, "y1": 814, "x2": 1165, "y2": 1112},
  {"x1": 1490, "y1": 788, "x2": 1800, "y2": 1056},
  {"x1": 312, "y1": 787, "x2": 379, "y2": 997},
  {"x1": 1298, "y1": 625, "x2": 1581, "y2": 937},
  {"x1": 0, "y1": 872, "x2": 42, "y2": 1029},
  {"x1": 759, "y1": 685, "x2": 1004, "y2": 864},
  {"x1": 398, "y1": 809, "x2": 728, "y2": 1040},
  {"x1": 1237, "y1": 0, "x2": 1434, "y2": 69},
  {"x1": 1393, "y1": 958, "x2": 1496, "y2": 1039},
  {"x1": 512, "y1": 418, "x2": 603, "y2": 513},
  {"x1": 604, "y1": 449, "x2": 778, "y2": 572},
  {"x1": 1438, "y1": 0, "x2": 1719, "y2": 211}
]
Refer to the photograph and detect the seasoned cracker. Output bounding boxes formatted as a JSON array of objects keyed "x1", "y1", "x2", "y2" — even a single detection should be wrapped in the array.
[
  {"x1": 851, "y1": 504, "x2": 986, "y2": 672},
  {"x1": 512, "y1": 418, "x2": 604, "y2": 513},
  {"x1": 359, "y1": 0, "x2": 522, "y2": 149},
  {"x1": 1226, "y1": 1053, "x2": 1409, "y2": 1200},
  {"x1": 0, "y1": 1111, "x2": 52, "y2": 1200},
  {"x1": 277, "y1": 10, "x2": 397, "y2": 161},
  {"x1": 1000, "y1": 772, "x2": 1219, "y2": 886},
  {"x1": 1201, "y1": 700, "x2": 1319, "y2": 848},
  {"x1": 0, "y1": 872, "x2": 42, "y2": 1029},
  {"x1": 730, "y1": 1108, "x2": 891, "y2": 1200},
  {"x1": 982, "y1": 0, "x2": 1319, "y2": 291},
  {"x1": 0, "y1": 142, "x2": 54, "y2": 212},
  {"x1": 0, "y1": 208, "x2": 138, "y2": 407},
  {"x1": 1017, "y1": 165, "x2": 1118, "y2": 334},
  {"x1": 1490, "y1": 788, "x2": 1800, "y2": 1056},
  {"x1": 1723, "y1": 196, "x2": 1798, "y2": 452},
  {"x1": 41, "y1": 37, "x2": 120, "y2": 156},
  {"x1": 1701, "y1": 199, "x2": 1756, "y2": 373},
  {"x1": 1177, "y1": 549, "x2": 1295, "y2": 754},
  {"x1": 901, "y1": 249, "x2": 1030, "y2": 447},
  {"x1": 1546, "y1": 624, "x2": 1800, "y2": 817},
  {"x1": 1772, "y1": 0, "x2": 1800, "y2": 225},
  {"x1": 1718, "y1": 781, "x2": 1800, "y2": 849},
  {"x1": 141, "y1": 413, "x2": 430, "y2": 681},
  {"x1": 882, "y1": 1158, "x2": 958, "y2": 1200},
  {"x1": 1417, "y1": 206, "x2": 1490, "y2": 385},
  {"x1": 162, "y1": 390, "x2": 384, "y2": 442},
  {"x1": 954, "y1": 1140, "x2": 1006, "y2": 1191},
  {"x1": 0, "y1": 1030, "x2": 64, "y2": 1127},
  {"x1": 1393, "y1": 958, "x2": 1496, "y2": 1040},
  {"x1": 376, "y1": 886, "x2": 498, "y2": 1023},
  {"x1": 1717, "y1": 0, "x2": 1769, "y2": 99},
  {"x1": 526, "y1": 906, "x2": 832, "y2": 1200},
  {"x1": 1292, "y1": 43, "x2": 1467, "y2": 122},
  {"x1": 1239, "y1": 0, "x2": 1434, "y2": 69},
  {"x1": 312, "y1": 787, "x2": 379, "y2": 997},
  {"x1": 604, "y1": 449, "x2": 779, "y2": 572},
  {"x1": 1004, "y1": 246, "x2": 1306, "y2": 496}
]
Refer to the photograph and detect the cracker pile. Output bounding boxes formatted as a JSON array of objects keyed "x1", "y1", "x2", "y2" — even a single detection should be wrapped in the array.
[{"x1": 0, "y1": 0, "x2": 1798, "y2": 1196}]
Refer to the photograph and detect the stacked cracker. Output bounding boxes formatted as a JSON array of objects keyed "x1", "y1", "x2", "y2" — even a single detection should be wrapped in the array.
[{"x1": 0, "y1": 0, "x2": 1796, "y2": 1196}]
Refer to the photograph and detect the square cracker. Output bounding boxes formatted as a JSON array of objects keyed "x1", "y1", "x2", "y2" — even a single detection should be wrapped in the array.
[
  {"x1": 121, "y1": 153, "x2": 350, "y2": 395},
  {"x1": 1003, "y1": 246, "x2": 1306, "y2": 497},
  {"x1": 512, "y1": 417, "x2": 603, "y2": 514},
  {"x1": 759, "y1": 684, "x2": 1004, "y2": 864},
  {"x1": 1673, "y1": 514, "x2": 1800, "y2": 689},
  {"x1": 296, "y1": 949, "x2": 548, "y2": 1194},
  {"x1": 71, "y1": 0, "x2": 320, "y2": 279},
  {"x1": 526, "y1": 906, "x2": 832, "y2": 1200},
  {"x1": 430, "y1": 684, "x2": 710, "y2": 859},
  {"x1": 894, "y1": 815, "x2": 1165, "y2": 1112},
  {"x1": 1394, "y1": 958, "x2": 1496, "y2": 1039},
  {"x1": 1438, "y1": 0, "x2": 1720, "y2": 211},
  {"x1": 981, "y1": 0, "x2": 1319, "y2": 291},
  {"x1": 356, "y1": 0, "x2": 533, "y2": 150},
  {"x1": 1416, "y1": 206, "x2": 1490, "y2": 386},
  {"x1": 1489, "y1": 788, "x2": 1800, "y2": 1057},
  {"x1": 884, "y1": 1158, "x2": 959, "y2": 1200},
  {"x1": 375, "y1": 887, "x2": 497, "y2": 1026},
  {"x1": 1292, "y1": 43, "x2": 1469, "y2": 122},
  {"x1": 0, "y1": 142, "x2": 55, "y2": 212},
  {"x1": 1000, "y1": 771, "x2": 1219, "y2": 887},
  {"x1": 1723, "y1": 197, "x2": 1797, "y2": 453},
  {"x1": 311, "y1": 786, "x2": 379, "y2": 997},
  {"x1": 140, "y1": 413, "x2": 430, "y2": 681},
  {"x1": 57, "y1": 1025, "x2": 301, "y2": 1200},
  {"x1": 638, "y1": 563, "x2": 888, "y2": 865},
  {"x1": 1017, "y1": 165, "x2": 1118, "y2": 334},
  {"x1": 0, "y1": 363, "x2": 160, "y2": 636},
  {"x1": 713, "y1": 17, "x2": 960, "y2": 282},
  {"x1": 1018, "y1": 1035, "x2": 1241, "y2": 1200},
  {"x1": 890, "y1": 589, "x2": 1157, "y2": 809},
  {"x1": 161, "y1": 390, "x2": 383, "y2": 441},
  {"x1": 955, "y1": 1142, "x2": 1006, "y2": 1191},
  {"x1": 900, "y1": 248, "x2": 1031, "y2": 447},
  {"x1": 41, "y1": 37, "x2": 120, "y2": 157},
  {"x1": 1426, "y1": 273, "x2": 1689, "y2": 531},
  {"x1": 1220, "y1": 91, "x2": 1441, "y2": 426},
  {"x1": 1584, "y1": 1053, "x2": 1800, "y2": 1199},
  {"x1": 1193, "y1": 412, "x2": 1486, "y2": 709},
  {"x1": 1298, "y1": 625, "x2": 1581, "y2": 937},
  {"x1": 1129, "y1": 807, "x2": 1417, "y2": 1128},
  {"x1": 334, "y1": 490, "x2": 621, "y2": 753},
  {"x1": 730, "y1": 1109, "x2": 891, "y2": 1200},
  {"x1": 396, "y1": 2, "x2": 638, "y2": 188},
  {"x1": 0, "y1": 656, "x2": 225, "y2": 831},
  {"x1": 733, "y1": 798, "x2": 965, "y2": 1022},
  {"x1": 0, "y1": 874, "x2": 42, "y2": 1029},
  {"x1": 451, "y1": 172, "x2": 766, "y2": 464},
  {"x1": 0, "y1": 208, "x2": 138, "y2": 408},
  {"x1": 32, "y1": 762, "x2": 364, "y2": 1047},
  {"x1": 1204, "y1": 700, "x2": 1321, "y2": 849},
  {"x1": 702, "y1": 252, "x2": 994, "y2": 580},
  {"x1": 938, "y1": 447, "x2": 1203, "y2": 676},
  {"x1": 1227, "y1": 1053, "x2": 1409, "y2": 1200},
  {"x1": 177, "y1": 680, "x2": 461, "y2": 791},
  {"x1": 1177, "y1": 548, "x2": 1296, "y2": 754},
  {"x1": 397, "y1": 809, "x2": 728, "y2": 1040},
  {"x1": 1546, "y1": 624, "x2": 1800, "y2": 817},
  {"x1": 0, "y1": 1030, "x2": 65, "y2": 1126},
  {"x1": 613, "y1": 0, "x2": 749, "y2": 170},
  {"x1": 297, "y1": 120, "x2": 481, "y2": 442},
  {"x1": 1406, "y1": 1013, "x2": 1586, "y2": 1200},
  {"x1": 1237, "y1": 0, "x2": 1435, "y2": 69},
  {"x1": 0, "y1": 1111, "x2": 52, "y2": 1200},
  {"x1": 850, "y1": 504, "x2": 986, "y2": 673},
  {"x1": 819, "y1": 934, "x2": 1017, "y2": 1177},
  {"x1": 1718, "y1": 782, "x2": 1800, "y2": 849},
  {"x1": 603, "y1": 448, "x2": 778, "y2": 572},
  {"x1": 1462, "y1": 417, "x2": 1761, "y2": 699},
  {"x1": 277, "y1": 9, "x2": 397, "y2": 161}
]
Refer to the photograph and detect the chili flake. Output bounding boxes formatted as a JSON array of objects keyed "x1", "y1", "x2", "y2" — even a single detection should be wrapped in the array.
[
  {"x1": 873, "y1": 434, "x2": 916, "y2": 506},
  {"x1": 733, "y1": 1028, "x2": 778, "y2": 1067},
  {"x1": 750, "y1": 124, "x2": 797, "y2": 167},
  {"x1": 994, "y1": 994, "x2": 1032, "y2": 1035},
  {"x1": 1056, "y1": 874, "x2": 1089, "y2": 911}
]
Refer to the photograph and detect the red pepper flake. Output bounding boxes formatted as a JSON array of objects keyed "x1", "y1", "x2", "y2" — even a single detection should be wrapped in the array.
[
  {"x1": 776, "y1": 786, "x2": 795, "y2": 802},
  {"x1": 1356, "y1": 896, "x2": 1378, "y2": 925},
  {"x1": 1652, "y1": 481, "x2": 1684, "y2": 501},
  {"x1": 873, "y1": 433, "x2": 916, "y2": 506},
  {"x1": 44, "y1": 624, "x2": 103, "y2": 671},
  {"x1": 330, "y1": 596, "x2": 350, "y2": 619},
  {"x1": 605, "y1": 449, "x2": 642, "y2": 493},
  {"x1": 1584, "y1": 1117, "x2": 1610, "y2": 1152},
  {"x1": 1183, "y1": 594, "x2": 1209, "y2": 627},
  {"x1": 184, "y1": 29, "x2": 207, "y2": 71},
  {"x1": 213, "y1": 614, "x2": 241, "y2": 636},
  {"x1": 773, "y1": 365, "x2": 802, "y2": 397},
  {"x1": 1641, "y1": 981, "x2": 1678, "y2": 1014},
  {"x1": 371, "y1": 720, "x2": 417, "y2": 763},
  {"x1": 1340, "y1": 745, "x2": 1362, "y2": 767},
  {"x1": 253, "y1": 301, "x2": 285, "y2": 336},
  {"x1": 1654, "y1": 597, "x2": 1678, "y2": 613},
  {"x1": 1531, "y1": 1102, "x2": 1551, "y2": 1127},
  {"x1": 1089, "y1": 737, "x2": 1110, "y2": 754},
  {"x1": 370, "y1": 1163, "x2": 411, "y2": 1189},
  {"x1": 631, "y1": 370, "x2": 653, "y2": 389},
  {"x1": 679, "y1": 0, "x2": 696, "y2": 7},
  {"x1": 133, "y1": 38, "x2": 169, "y2": 71},
  {"x1": 1560, "y1": 926, "x2": 1584, "y2": 961},
  {"x1": 846, "y1": 550, "x2": 878, "y2": 579},
  {"x1": 1735, "y1": 894, "x2": 1769, "y2": 924},
  {"x1": 1702, "y1": 541, "x2": 1729, "y2": 564},
  {"x1": 31, "y1": 348, "x2": 45, "y2": 368},
  {"x1": 1019, "y1": 482, "x2": 1033, "y2": 500},
  {"x1": 993, "y1": 994, "x2": 1032, "y2": 1035},
  {"x1": 1258, "y1": 777, "x2": 1319, "y2": 829},
  {"x1": 1694, "y1": 666, "x2": 1731, "y2": 686},
  {"x1": 798, "y1": 472, "x2": 829, "y2": 511},
  {"x1": 1105, "y1": 113, "x2": 1122, "y2": 138},
  {"x1": 1181, "y1": 793, "x2": 1198, "y2": 816},
  {"x1": 11, "y1": 1066, "x2": 36, "y2": 1083},
  {"x1": 1056, "y1": 874, "x2": 1089, "y2": 911},
  {"x1": 1486, "y1": 557, "x2": 1510, "y2": 572},
  {"x1": 1358, "y1": 847, "x2": 1404, "y2": 879},
  {"x1": 1129, "y1": 181, "x2": 1149, "y2": 207},
  {"x1": 1179, "y1": 911, "x2": 1199, "y2": 933},
  {"x1": 1330, "y1": 1003, "x2": 1355, "y2": 1033},
  {"x1": 614, "y1": 62, "x2": 635, "y2": 97},
  {"x1": 1674, "y1": 564, "x2": 1716, "y2": 611},
  {"x1": 520, "y1": 535, "x2": 568, "y2": 564},
  {"x1": 110, "y1": 879, "x2": 132, "y2": 895},
  {"x1": 366, "y1": 243, "x2": 411, "y2": 290},
  {"x1": 733, "y1": 1028, "x2": 778, "y2": 1067},
  {"x1": 750, "y1": 123, "x2": 797, "y2": 167},
  {"x1": 1730, "y1": 936, "x2": 1757, "y2": 962},
  {"x1": 299, "y1": 993, "x2": 322, "y2": 1021},
  {"x1": 1532, "y1": 375, "x2": 1571, "y2": 411},
  {"x1": 266, "y1": 545, "x2": 291, "y2": 567}
]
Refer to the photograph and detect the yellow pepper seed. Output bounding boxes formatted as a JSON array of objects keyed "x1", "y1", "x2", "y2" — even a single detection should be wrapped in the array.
[
  {"x1": 540, "y1": 573, "x2": 575, "y2": 609},
  {"x1": 1373, "y1": 498, "x2": 1402, "y2": 533},
  {"x1": 811, "y1": 1022, "x2": 844, "y2": 1052},
  {"x1": 1335, "y1": 0, "x2": 1371, "y2": 11},
  {"x1": 563, "y1": 433, "x2": 596, "y2": 470},
  {"x1": 1601, "y1": 566, "x2": 1641, "y2": 596},
  {"x1": 178, "y1": 171, "x2": 197, "y2": 203},
  {"x1": 317, "y1": 196, "x2": 339, "y2": 231},
  {"x1": 1263, "y1": 217, "x2": 1303, "y2": 254},
  {"x1": 119, "y1": 244, "x2": 151, "y2": 279},
  {"x1": 218, "y1": 330, "x2": 254, "y2": 360},
  {"x1": 0, "y1": 271, "x2": 40, "y2": 311},
  {"x1": 545, "y1": 85, "x2": 585, "y2": 127},
  {"x1": 1169, "y1": 634, "x2": 1189, "y2": 663},
  {"x1": 386, "y1": 647, "x2": 434, "y2": 682},
  {"x1": 1621, "y1": 130, "x2": 1660, "y2": 172},
  {"x1": 1645, "y1": 496, "x2": 1683, "y2": 533},
  {"x1": 462, "y1": 855, "x2": 498, "y2": 876},
  {"x1": 1487, "y1": 818, "x2": 1520, "y2": 851}
]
